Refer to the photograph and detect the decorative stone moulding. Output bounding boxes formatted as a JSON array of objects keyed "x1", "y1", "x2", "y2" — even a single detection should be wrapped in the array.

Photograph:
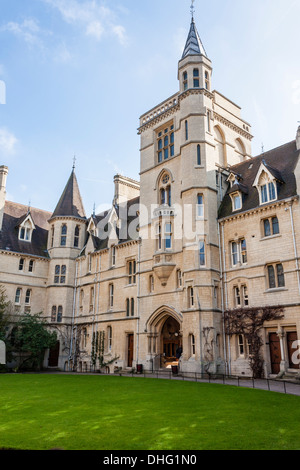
[{"x1": 153, "y1": 253, "x2": 176, "y2": 286}]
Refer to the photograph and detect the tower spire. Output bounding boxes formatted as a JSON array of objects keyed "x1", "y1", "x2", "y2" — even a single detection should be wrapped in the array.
[{"x1": 190, "y1": 0, "x2": 195, "y2": 20}]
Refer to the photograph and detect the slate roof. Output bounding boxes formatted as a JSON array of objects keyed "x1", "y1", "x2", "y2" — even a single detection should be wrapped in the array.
[
  {"x1": 51, "y1": 169, "x2": 86, "y2": 220},
  {"x1": 218, "y1": 140, "x2": 300, "y2": 219},
  {"x1": 0, "y1": 201, "x2": 51, "y2": 258},
  {"x1": 182, "y1": 18, "x2": 207, "y2": 59}
]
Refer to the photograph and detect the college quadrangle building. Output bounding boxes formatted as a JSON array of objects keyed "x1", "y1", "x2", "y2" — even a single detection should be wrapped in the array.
[{"x1": 1, "y1": 15, "x2": 300, "y2": 378}]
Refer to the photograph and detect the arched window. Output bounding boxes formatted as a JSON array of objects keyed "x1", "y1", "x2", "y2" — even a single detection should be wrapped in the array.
[
  {"x1": 57, "y1": 306, "x2": 63, "y2": 323},
  {"x1": 197, "y1": 194, "x2": 204, "y2": 219},
  {"x1": 15, "y1": 288, "x2": 21, "y2": 304},
  {"x1": 236, "y1": 139, "x2": 246, "y2": 162},
  {"x1": 159, "y1": 172, "x2": 171, "y2": 206},
  {"x1": 185, "y1": 120, "x2": 188, "y2": 141},
  {"x1": 25, "y1": 289, "x2": 31, "y2": 305},
  {"x1": 60, "y1": 224, "x2": 67, "y2": 246}
]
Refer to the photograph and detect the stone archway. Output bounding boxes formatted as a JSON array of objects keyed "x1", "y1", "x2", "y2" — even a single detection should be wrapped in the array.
[{"x1": 146, "y1": 306, "x2": 182, "y2": 369}]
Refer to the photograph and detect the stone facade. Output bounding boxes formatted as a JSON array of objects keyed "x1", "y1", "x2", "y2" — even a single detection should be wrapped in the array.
[{"x1": 1, "y1": 17, "x2": 300, "y2": 378}]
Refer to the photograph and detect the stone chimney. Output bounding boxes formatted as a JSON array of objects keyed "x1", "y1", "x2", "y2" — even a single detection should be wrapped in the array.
[
  {"x1": 0, "y1": 166, "x2": 8, "y2": 231},
  {"x1": 113, "y1": 174, "x2": 140, "y2": 206},
  {"x1": 296, "y1": 126, "x2": 300, "y2": 151}
]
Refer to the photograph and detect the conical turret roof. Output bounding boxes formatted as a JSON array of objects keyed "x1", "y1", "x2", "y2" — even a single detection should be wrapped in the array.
[
  {"x1": 51, "y1": 169, "x2": 86, "y2": 220},
  {"x1": 182, "y1": 18, "x2": 207, "y2": 59}
]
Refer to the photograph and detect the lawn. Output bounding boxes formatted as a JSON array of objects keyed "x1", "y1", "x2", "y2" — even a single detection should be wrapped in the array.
[{"x1": 0, "y1": 373, "x2": 300, "y2": 450}]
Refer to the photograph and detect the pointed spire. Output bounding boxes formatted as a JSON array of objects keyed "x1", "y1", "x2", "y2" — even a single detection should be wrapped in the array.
[
  {"x1": 182, "y1": 16, "x2": 207, "y2": 59},
  {"x1": 51, "y1": 169, "x2": 86, "y2": 220}
]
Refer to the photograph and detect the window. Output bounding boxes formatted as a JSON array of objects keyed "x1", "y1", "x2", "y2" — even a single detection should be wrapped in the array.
[
  {"x1": 261, "y1": 181, "x2": 276, "y2": 204},
  {"x1": 19, "y1": 224, "x2": 31, "y2": 241},
  {"x1": 234, "y1": 287, "x2": 241, "y2": 307},
  {"x1": 54, "y1": 265, "x2": 66, "y2": 284},
  {"x1": 165, "y1": 223, "x2": 172, "y2": 249},
  {"x1": 232, "y1": 193, "x2": 242, "y2": 211},
  {"x1": 263, "y1": 216, "x2": 279, "y2": 237},
  {"x1": 51, "y1": 226, "x2": 55, "y2": 247},
  {"x1": 79, "y1": 289, "x2": 84, "y2": 311},
  {"x1": 185, "y1": 120, "x2": 188, "y2": 141},
  {"x1": 233, "y1": 285, "x2": 249, "y2": 308},
  {"x1": 242, "y1": 285, "x2": 249, "y2": 306},
  {"x1": 205, "y1": 71, "x2": 210, "y2": 90},
  {"x1": 60, "y1": 224, "x2": 67, "y2": 246},
  {"x1": 128, "y1": 260, "x2": 136, "y2": 284},
  {"x1": 25, "y1": 289, "x2": 31, "y2": 305},
  {"x1": 159, "y1": 173, "x2": 171, "y2": 206},
  {"x1": 157, "y1": 223, "x2": 162, "y2": 250},
  {"x1": 51, "y1": 305, "x2": 57, "y2": 322},
  {"x1": 108, "y1": 326, "x2": 112, "y2": 350},
  {"x1": 197, "y1": 194, "x2": 204, "y2": 219},
  {"x1": 57, "y1": 306, "x2": 63, "y2": 323},
  {"x1": 193, "y1": 68, "x2": 199, "y2": 88},
  {"x1": 126, "y1": 298, "x2": 130, "y2": 317},
  {"x1": 157, "y1": 125, "x2": 174, "y2": 162},
  {"x1": 74, "y1": 225, "x2": 80, "y2": 247},
  {"x1": 231, "y1": 239, "x2": 247, "y2": 266},
  {"x1": 197, "y1": 145, "x2": 201, "y2": 165},
  {"x1": 131, "y1": 298, "x2": 135, "y2": 316},
  {"x1": 90, "y1": 287, "x2": 94, "y2": 312},
  {"x1": 109, "y1": 284, "x2": 114, "y2": 308},
  {"x1": 199, "y1": 241, "x2": 205, "y2": 266},
  {"x1": 188, "y1": 286, "x2": 194, "y2": 308},
  {"x1": 240, "y1": 239, "x2": 247, "y2": 264},
  {"x1": 19, "y1": 258, "x2": 25, "y2": 271},
  {"x1": 149, "y1": 275, "x2": 154, "y2": 293},
  {"x1": 183, "y1": 71, "x2": 188, "y2": 90},
  {"x1": 238, "y1": 335, "x2": 245, "y2": 356},
  {"x1": 111, "y1": 245, "x2": 116, "y2": 266},
  {"x1": 177, "y1": 269, "x2": 182, "y2": 289},
  {"x1": 15, "y1": 288, "x2": 21, "y2": 304},
  {"x1": 207, "y1": 111, "x2": 211, "y2": 132},
  {"x1": 28, "y1": 260, "x2": 34, "y2": 272},
  {"x1": 267, "y1": 263, "x2": 285, "y2": 289},
  {"x1": 189, "y1": 334, "x2": 196, "y2": 356}
]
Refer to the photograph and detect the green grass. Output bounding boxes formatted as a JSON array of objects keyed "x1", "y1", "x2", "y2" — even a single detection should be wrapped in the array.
[{"x1": 0, "y1": 374, "x2": 300, "y2": 450}]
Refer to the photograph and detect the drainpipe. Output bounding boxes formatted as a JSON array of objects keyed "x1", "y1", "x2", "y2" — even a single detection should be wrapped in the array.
[
  {"x1": 69, "y1": 259, "x2": 78, "y2": 367},
  {"x1": 218, "y1": 221, "x2": 228, "y2": 375},
  {"x1": 136, "y1": 238, "x2": 141, "y2": 366},
  {"x1": 221, "y1": 221, "x2": 231, "y2": 375},
  {"x1": 289, "y1": 201, "x2": 300, "y2": 296}
]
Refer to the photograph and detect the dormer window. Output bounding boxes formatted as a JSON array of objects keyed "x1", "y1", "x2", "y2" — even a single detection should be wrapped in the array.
[
  {"x1": 253, "y1": 162, "x2": 282, "y2": 206},
  {"x1": 230, "y1": 192, "x2": 242, "y2": 211},
  {"x1": 18, "y1": 216, "x2": 35, "y2": 242},
  {"x1": 261, "y1": 181, "x2": 276, "y2": 204}
]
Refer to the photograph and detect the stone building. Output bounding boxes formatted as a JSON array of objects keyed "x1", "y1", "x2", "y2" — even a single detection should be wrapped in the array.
[{"x1": 1, "y1": 16, "x2": 300, "y2": 378}]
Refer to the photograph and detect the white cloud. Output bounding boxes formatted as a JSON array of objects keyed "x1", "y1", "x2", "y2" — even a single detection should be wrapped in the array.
[
  {"x1": 0, "y1": 128, "x2": 18, "y2": 155},
  {"x1": 1, "y1": 18, "x2": 45, "y2": 47},
  {"x1": 43, "y1": 0, "x2": 128, "y2": 45}
]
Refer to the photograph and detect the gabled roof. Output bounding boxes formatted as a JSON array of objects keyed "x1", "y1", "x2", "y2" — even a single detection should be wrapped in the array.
[
  {"x1": 0, "y1": 201, "x2": 51, "y2": 258},
  {"x1": 181, "y1": 18, "x2": 207, "y2": 59},
  {"x1": 51, "y1": 169, "x2": 86, "y2": 221},
  {"x1": 218, "y1": 140, "x2": 300, "y2": 219}
]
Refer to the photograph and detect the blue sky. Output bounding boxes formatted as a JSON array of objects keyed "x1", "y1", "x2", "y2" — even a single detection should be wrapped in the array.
[{"x1": 0, "y1": 0, "x2": 299, "y2": 215}]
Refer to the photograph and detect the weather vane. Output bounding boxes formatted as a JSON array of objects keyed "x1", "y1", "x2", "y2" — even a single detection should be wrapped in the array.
[
  {"x1": 190, "y1": 0, "x2": 195, "y2": 18},
  {"x1": 72, "y1": 155, "x2": 76, "y2": 170}
]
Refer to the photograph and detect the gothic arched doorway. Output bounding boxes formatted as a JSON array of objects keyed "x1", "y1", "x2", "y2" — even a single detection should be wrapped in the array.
[
  {"x1": 146, "y1": 306, "x2": 182, "y2": 369},
  {"x1": 161, "y1": 316, "x2": 181, "y2": 367}
]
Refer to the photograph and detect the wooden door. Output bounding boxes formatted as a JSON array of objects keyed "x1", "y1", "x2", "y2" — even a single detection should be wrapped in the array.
[
  {"x1": 269, "y1": 333, "x2": 281, "y2": 374},
  {"x1": 287, "y1": 332, "x2": 300, "y2": 369},
  {"x1": 127, "y1": 334, "x2": 134, "y2": 367},
  {"x1": 48, "y1": 341, "x2": 60, "y2": 367}
]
